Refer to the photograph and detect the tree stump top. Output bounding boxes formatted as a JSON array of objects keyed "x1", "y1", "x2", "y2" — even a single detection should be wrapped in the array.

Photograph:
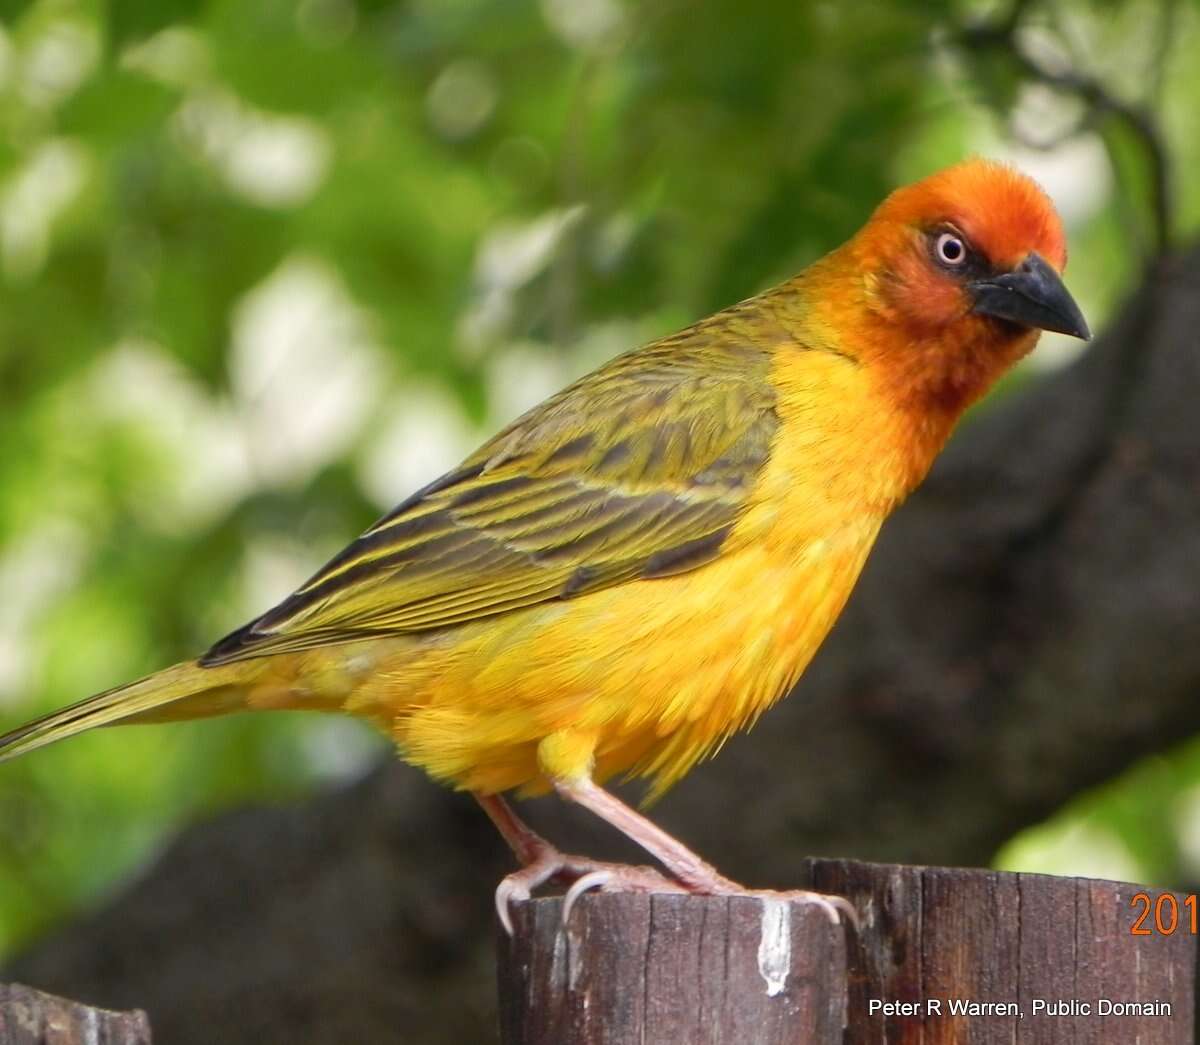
[
  {"x1": 500, "y1": 891, "x2": 846, "y2": 1044},
  {"x1": 0, "y1": 983, "x2": 151, "y2": 1045},
  {"x1": 498, "y1": 859, "x2": 1197, "y2": 1044}
]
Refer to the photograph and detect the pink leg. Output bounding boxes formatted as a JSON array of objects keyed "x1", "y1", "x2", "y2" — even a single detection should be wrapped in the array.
[
  {"x1": 554, "y1": 778, "x2": 732, "y2": 890},
  {"x1": 475, "y1": 792, "x2": 545, "y2": 866},
  {"x1": 473, "y1": 792, "x2": 681, "y2": 934},
  {"x1": 554, "y1": 776, "x2": 857, "y2": 928}
]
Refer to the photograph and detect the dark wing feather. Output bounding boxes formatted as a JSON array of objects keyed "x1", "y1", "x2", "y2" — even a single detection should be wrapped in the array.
[{"x1": 202, "y1": 324, "x2": 778, "y2": 665}]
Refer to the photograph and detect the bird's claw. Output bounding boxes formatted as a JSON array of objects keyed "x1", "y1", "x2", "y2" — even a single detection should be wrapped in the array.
[
  {"x1": 826, "y1": 893, "x2": 861, "y2": 931},
  {"x1": 737, "y1": 888, "x2": 860, "y2": 931},
  {"x1": 494, "y1": 853, "x2": 684, "y2": 934},
  {"x1": 560, "y1": 865, "x2": 685, "y2": 924},
  {"x1": 494, "y1": 849, "x2": 565, "y2": 935},
  {"x1": 562, "y1": 870, "x2": 611, "y2": 924},
  {"x1": 493, "y1": 846, "x2": 858, "y2": 937},
  {"x1": 494, "y1": 878, "x2": 523, "y2": 937},
  {"x1": 783, "y1": 890, "x2": 859, "y2": 931}
]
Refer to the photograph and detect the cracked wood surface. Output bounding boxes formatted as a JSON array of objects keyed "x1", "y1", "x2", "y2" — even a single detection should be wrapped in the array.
[
  {"x1": 498, "y1": 893, "x2": 848, "y2": 1044},
  {"x1": 805, "y1": 859, "x2": 1195, "y2": 1044},
  {"x1": 499, "y1": 861, "x2": 1195, "y2": 1044},
  {"x1": 0, "y1": 984, "x2": 150, "y2": 1045}
]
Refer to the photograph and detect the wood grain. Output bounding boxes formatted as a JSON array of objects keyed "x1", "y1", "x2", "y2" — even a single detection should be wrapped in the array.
[
  {"x1": 0, "y1": 983, "x2": 150, "y2": 1045},
  {"x1": 501, "y1": 860, "x2": 1197, "y2": 1044},
  {"x1": 804, "y1": 858, "x2": 1195, "y2": 1044},
  {"x1": 498, "y1": 892, "x2": 848, "y2": 1044}
]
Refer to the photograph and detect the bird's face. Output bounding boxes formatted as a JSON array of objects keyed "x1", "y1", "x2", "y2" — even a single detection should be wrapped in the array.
[{"x1": 858, "y1": 159, "x2": 1090, "y2": 348}]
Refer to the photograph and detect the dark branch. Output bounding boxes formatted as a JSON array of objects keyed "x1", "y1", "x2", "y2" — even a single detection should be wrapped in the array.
[{"x1": 958, "y1": 2, "x2": 1175, "y2": 257}]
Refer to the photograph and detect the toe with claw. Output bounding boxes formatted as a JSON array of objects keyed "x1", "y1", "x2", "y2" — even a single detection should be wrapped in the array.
[
  {"x1": 494, "y1": 852, "x2": 683, "y2": 935},
  {"x1": 746, "y1": 888, "x2": 860, "y2": 931}
]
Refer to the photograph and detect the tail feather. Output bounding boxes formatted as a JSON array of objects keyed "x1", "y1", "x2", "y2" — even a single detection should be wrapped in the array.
[{"x1": 0, "y1": 661, "x2": 246, "y2": 764}]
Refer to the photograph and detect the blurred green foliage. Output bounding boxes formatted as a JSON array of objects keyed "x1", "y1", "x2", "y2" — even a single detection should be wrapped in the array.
[{"x1": 0, "y1": 0, "x2": 1197, "y2": 954}]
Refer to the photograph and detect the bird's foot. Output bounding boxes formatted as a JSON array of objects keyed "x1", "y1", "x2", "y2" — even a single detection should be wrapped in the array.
[
  {"x1": 734, "y1": 886, "x2": 858, "y2": 930},
  {"x1": 544, "y1": 776, "x2": 858, "y2": 929},
  {"x1": 555, "y1": 867, "x2": 858, "y2": 931},
  {"x1": 495, "y1": 848, "x2": 683, "y2": 935},
  {"x1": 683, "y1": 872, "x2": 859, "y2": 930}
]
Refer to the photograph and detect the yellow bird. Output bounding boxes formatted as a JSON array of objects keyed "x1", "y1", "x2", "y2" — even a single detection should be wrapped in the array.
[{"x1": 0, "y1": 159, "x2": 1088, "y2": 928}]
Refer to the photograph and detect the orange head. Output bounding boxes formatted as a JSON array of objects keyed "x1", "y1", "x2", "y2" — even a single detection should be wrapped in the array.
[{"x1": 813, "y1": 158, "x2": 1089, "y2": 416}]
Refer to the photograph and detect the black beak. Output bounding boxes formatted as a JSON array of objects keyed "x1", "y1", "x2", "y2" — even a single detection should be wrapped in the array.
[{"x1": 968, "y1": 252, "x2": 1091, "y2": 340}]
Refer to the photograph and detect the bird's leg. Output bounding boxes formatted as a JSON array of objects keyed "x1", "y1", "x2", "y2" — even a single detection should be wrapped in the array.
[
  {"x1": 474, "y1": 793, "x2": 682, "y2": 934},
  {"x1": 553, "y1": 776, "x2": 858, "y2": 928},
  {"x1": 474, "y1": 791, "x2": 547, "y2": 867}
]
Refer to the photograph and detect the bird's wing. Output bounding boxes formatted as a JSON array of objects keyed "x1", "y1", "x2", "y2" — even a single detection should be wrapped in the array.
[{"x1": 201, "y1": 330, "x2": 779, "y2": 665}]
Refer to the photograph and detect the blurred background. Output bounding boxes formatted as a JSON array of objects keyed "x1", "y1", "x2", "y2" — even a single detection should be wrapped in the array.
[{"x1": 0, "y1": 0, "x2": 1198, "y2": 1036}]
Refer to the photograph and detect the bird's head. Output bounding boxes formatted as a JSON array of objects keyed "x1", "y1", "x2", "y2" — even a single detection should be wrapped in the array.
[{"x1": 826, "y1": 158, "x2": 1089, "y2": 415}]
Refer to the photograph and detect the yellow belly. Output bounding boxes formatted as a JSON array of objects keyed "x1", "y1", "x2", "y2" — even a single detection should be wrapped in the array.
[
  {"x1": 251, "y1": 348, "x2": 905, "y2": 800},
  {"x1": 332, "y1": 511, "x2": 879, "y2": 800},
  {"x1": 323, "y1": 351, "x2": 905, "y2": 800}
]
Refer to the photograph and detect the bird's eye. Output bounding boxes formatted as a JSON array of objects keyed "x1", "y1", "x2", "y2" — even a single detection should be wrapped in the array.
[{"x1": 934, "y1": 231, "x2": 967, "y2": 267}]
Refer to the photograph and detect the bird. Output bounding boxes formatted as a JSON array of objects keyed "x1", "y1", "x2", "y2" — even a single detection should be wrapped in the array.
[{"x1": 0, "y1": 158, "x2": 1089, "y2": 930}]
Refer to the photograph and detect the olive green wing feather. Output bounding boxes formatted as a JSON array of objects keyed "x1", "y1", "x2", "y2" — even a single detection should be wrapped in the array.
[{"x1": 201, "y1": 331, "x2": 778, "y2": 665}]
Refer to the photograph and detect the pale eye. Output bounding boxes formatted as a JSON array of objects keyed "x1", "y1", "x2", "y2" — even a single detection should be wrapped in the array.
[{"x1": 935, "y1": 231, "x2": 967, "y2": 267}]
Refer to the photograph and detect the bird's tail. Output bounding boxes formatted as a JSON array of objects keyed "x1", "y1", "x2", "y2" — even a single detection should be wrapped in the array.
[{"x1": 0, "y1": 660, "x2": 250, "y2": 764}]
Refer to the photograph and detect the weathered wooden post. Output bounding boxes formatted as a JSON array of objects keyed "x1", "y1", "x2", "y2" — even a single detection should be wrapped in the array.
[
  {"x1": 499, "y1": 892, "x2": 847, "y2": 1043},
  {"x1": 0, "y1": 983, "x2": 151, "y2": 1044},
  {"x1": 497, "y1": 858, "x2": 1197, "y2": 1044}
]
